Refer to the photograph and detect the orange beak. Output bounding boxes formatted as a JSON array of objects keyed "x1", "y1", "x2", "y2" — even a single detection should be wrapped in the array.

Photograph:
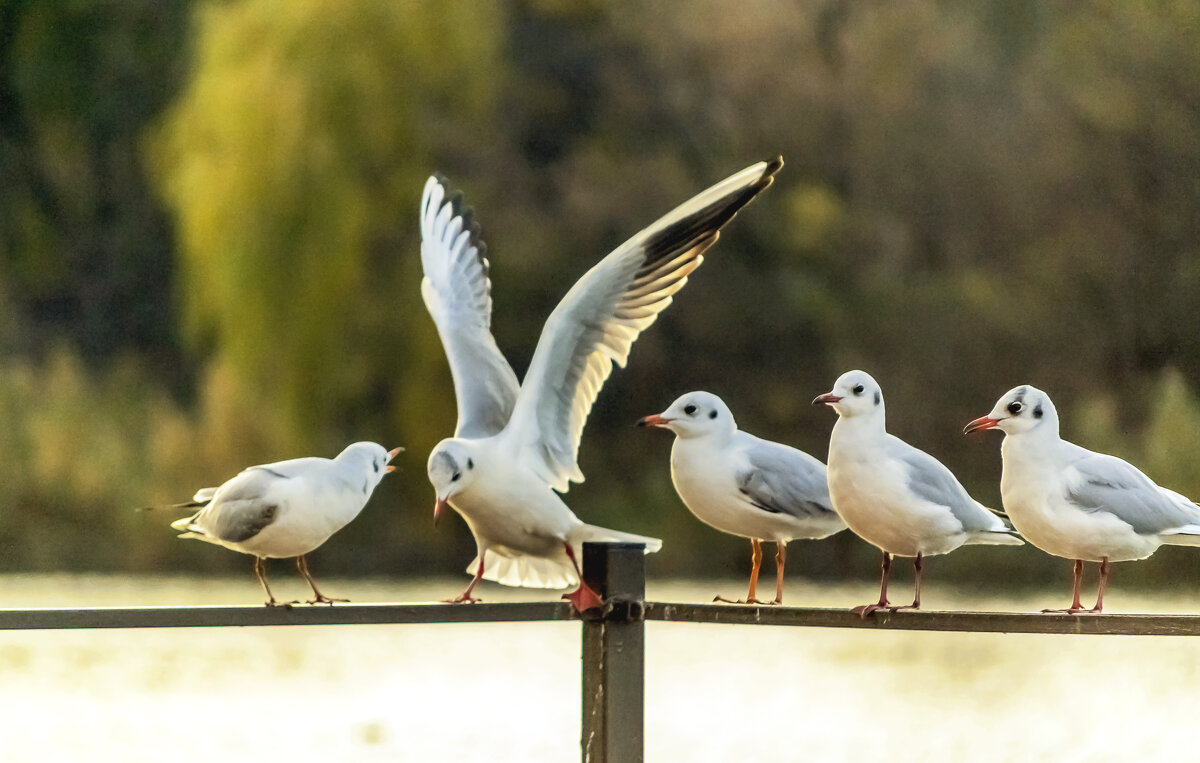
[
  {"x1": 636, "y1": 414, "x2": 672, "y2": 428},
  {"x1": 385, "y1": 446, "x2": 403, "y2": 473},
  {"x1": 963, "y1": 416, "x2": 1001, "y2": 435},
  {"x1": 812, "y1": 392, "x2": 842, "y2": 405},
  {"x1": 434, "y1": 497, "x2": 449, "y2": 526}
]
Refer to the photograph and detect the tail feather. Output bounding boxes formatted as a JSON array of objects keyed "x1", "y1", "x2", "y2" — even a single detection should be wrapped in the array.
[
  {"x1": 1161, "y1": 526, "x2": 1200, "y2": 547},
  {"x1": 468, "y1": 552, "x2": 577, "y2": 589},
  {"x1": 569, "y1": 524, "x2": 663, "y2": 553},
  {"x1": 966, "y1": 529, "x2": 1025, "y2": 546}
]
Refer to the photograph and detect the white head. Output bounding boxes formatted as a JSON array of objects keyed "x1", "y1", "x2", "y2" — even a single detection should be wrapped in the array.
[
  {"x1": 336, "y1": 441, "x2": 403, "y2": 488},
  {"x1": 637, "y1": 391, "x2": 736, "y2": 441},
  {"x1": 426, "y1": 438, "x2": 478, "y2": 525},
  {"x1": 812, "y1": 370, "x2": 885, "y2": 421},
  {"x1": 964, "y1": 385, "x2": 1059, "y2": 438}
]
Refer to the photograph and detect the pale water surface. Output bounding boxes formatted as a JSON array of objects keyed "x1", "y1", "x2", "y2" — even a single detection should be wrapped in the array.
[{"x1": 0, "y1": 574, "x2": 1197, "y2": 762}]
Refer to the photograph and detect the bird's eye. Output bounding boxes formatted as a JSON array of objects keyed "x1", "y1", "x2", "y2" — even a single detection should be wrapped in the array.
[
  {"x1": 1007, "y1": 401, "x2": 1023, "y2": 415},
  {"x1": 467, "y1": 459, "x2": 474, "y2": 470},
  {"x1": 852, "y1": 384, "x2": 865, "y2": 395},
  {"x1": 451, "y1": 472, "x2": 461, "y2": 482},
  {"x1": 684, "y1": 404, "x2": 697, "y2": 416}
]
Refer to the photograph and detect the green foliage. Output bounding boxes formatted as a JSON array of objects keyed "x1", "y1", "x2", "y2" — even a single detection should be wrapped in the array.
[{"x1": 4, "y1": 0, "x2": 1200, "y2": 588}]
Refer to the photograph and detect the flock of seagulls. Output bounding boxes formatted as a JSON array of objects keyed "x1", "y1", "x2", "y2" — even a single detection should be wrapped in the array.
[{"x1": 162, "y1": 158, "x2": 1200, "y2": 616}]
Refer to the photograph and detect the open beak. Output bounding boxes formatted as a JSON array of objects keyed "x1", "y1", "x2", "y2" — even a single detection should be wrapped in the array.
[
  {"x1": 385, "y1": 446, "x2": 403, "y2": 473},
  {"x1": 963, "y1": 416, "x2": 1001, "y2": 435},
  {"x1": 434, "y1": 497, "x2": 449, "y2": 526},
  {"x1": 636, "y1": 414, "x2": 672, "y2": 428},
  {"x1": 812, "y1": 392, "x2": 842, "y2": 406}
]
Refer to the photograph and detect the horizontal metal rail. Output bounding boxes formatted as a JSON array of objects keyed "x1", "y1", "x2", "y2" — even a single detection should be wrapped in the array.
[
  {"x1": 6, "y1": 544, "x2": 1200, "y2": 763},
  {"x1": 2, "y1": 600, "x2": 1198, "y2": 636},
  {"x1": 0, "y1": 601, "x2": 574, "y2": 630},
  {"x1": 644, "y1": 602, "x2": 1200, "y2": 636}
]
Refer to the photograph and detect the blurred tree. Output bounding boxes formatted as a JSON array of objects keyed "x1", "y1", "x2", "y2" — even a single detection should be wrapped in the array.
[
  {"x1": 0, "y1": 0, "x2": 191, "y2": 376},
  {"x1": 152, "y1": 0, "x2": 504, "y2": 451}
]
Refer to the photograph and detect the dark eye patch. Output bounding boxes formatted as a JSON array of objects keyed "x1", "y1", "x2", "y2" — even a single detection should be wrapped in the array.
[
  {"x1": 467, "y1": 458, "x2": 474, "y2": 470},
  {"x1": 708, "y1": 410, "x2": 717, "y2": 419},
  {"x1": 1033, "y1": 405, "x2": 1043, "y2": 419}
]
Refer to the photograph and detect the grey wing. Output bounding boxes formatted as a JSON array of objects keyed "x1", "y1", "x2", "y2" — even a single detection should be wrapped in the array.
[
  {"x1": 420, "y1": 175, "x2": 521, "y2": 438},
  {"x1": 196, "y1": 469, "x2": 283, "y2": 543},
  {"x1": 501, "y1": 159, "x2": 783, "y2": 491},
  {"x1": 1064, "y1": 449, "x2": 1200, "y2": 534},
  {"x1": 892, "y1": 438, "x2": 1001, "y2": 533},
  {"x1": 736, "y1": 440, "x2": 836, "y2": 520}
]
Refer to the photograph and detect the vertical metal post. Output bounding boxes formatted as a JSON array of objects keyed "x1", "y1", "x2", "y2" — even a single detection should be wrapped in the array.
[{"x1": 580, "y1": 542, "x2": 646, "y2": 763}]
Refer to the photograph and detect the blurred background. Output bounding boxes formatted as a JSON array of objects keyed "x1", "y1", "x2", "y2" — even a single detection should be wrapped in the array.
[{"x1": 2, "y1": 0, "x2": 1200, "y2": 595}]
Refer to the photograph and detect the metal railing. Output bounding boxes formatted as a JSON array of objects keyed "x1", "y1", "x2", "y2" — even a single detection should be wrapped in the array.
[{"x1": 3, "y1": 542, "x2": 1200, "y2": 762}]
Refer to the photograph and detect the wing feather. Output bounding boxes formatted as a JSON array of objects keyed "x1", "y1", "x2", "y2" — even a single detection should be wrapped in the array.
[
  {"x1": 502, "y1": 159, "x2": 783, "y2": 491},
  {"x1": 420, "y1": 176, "x2": 521, "y2": 438}
]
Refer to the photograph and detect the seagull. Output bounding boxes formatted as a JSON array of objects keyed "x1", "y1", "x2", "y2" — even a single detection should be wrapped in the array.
[
  {"x1": 420, "y1": 159, "x2": 782, "y2": 611},
  {"x1": 965, "y1": 385, "x2": 1200, "y2": 613},
  {"x1": 813, "y1": 370, "x2": 1023, "y2": 616},
  {"x1": 169, "y1": 442, "x2": 401, "y2": 606},
  {"x1": 637, "y1": 391, "x2": 844, "y2": 604}
]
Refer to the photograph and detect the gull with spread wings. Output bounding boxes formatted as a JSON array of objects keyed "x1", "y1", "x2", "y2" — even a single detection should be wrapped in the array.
[{"x1": 419, "y1": 159, "x2": 782, "y2": 610}]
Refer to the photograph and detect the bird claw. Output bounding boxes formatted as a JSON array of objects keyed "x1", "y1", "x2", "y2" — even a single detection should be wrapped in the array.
[
  {"x1": 307, "y1": 596, "x2": 349, "y2": 606},
  {"x1": 265, "y1": 599, "x2": 299, "y2": 609},
  {"x1": 713, "y1": 596, "x2": 778, "y2": 606},
  {"x1": 563, "y1": 583, "x2": 604, "y2": 613},
  {"x1": 851, "y1": 602, "x2": 889, "y2": 619},
  {"x1": 444, "y1": 595, "x2": 482, "y2": 604},
  {"x1": 1041, "y1": 607, "x2": 1100, "y2": 615}
]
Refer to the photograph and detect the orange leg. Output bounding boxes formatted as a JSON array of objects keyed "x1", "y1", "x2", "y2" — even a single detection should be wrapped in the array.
[
  {"x1": 852, "y1": 550, "x2": 892, "y2": 618},
  {"x1": 714, "y1": 539, "x2": 770, "y2": 605},
  {"x1": 562, "y1": 543, "x2": 603, "y2": 612},
  {"x1": 446, "y1": 553, "x2": 486, "y2": 604},
  {"x1": 296, "y1": 554, "x2": 348, "y2": 605},
  {"x1": 770, "y1": 542, "x2": 787, "y2": 605},
  {"x1": 1043, "y1": 558, "x2": 1089, "y2": 614}
]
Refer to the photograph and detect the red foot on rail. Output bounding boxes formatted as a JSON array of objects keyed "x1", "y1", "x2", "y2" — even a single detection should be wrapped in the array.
[{"x1": 563, "y1": 582, "x2": 604, "y2": 613}]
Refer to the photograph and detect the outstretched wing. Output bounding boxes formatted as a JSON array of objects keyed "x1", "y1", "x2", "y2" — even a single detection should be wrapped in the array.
[
  {"x1": 502, "y1": 159, "x2": 783, "y2": 491},
  {"x1": 1064, "y1": 449, "x2": 1200, "y2": 535},
  {"x1": 420, "y1": 176, "x2": 521, "y2": 438}
]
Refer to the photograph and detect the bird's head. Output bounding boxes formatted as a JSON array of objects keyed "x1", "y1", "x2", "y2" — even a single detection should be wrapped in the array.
[
  {"x1": 426, "y1": 439, "x2": 477, "y2": 526},
  {"x1": 964, "y1": 385, "x2": 1058, "y2": 437},
  {"x1": 338, "y1": 442, "x2": 403, "y2": 488},
  {"x1": 812, "y1": 370, "x2": 884, "y2": 419},
  {"x1": 637, "y1": 391, "x2": 735, "y2": 440}
]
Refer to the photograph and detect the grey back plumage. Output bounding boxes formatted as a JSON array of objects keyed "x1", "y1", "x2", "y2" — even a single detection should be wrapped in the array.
[
  {"x1": 1065, "y1": 449, "x2": 1200, "y2": 535},
  {"x1": 891, "y1": 437, "x2": 1001, "y2": 533},
  {"x1": 736, "y1": 439, "x2": 835, "y2": 520}
]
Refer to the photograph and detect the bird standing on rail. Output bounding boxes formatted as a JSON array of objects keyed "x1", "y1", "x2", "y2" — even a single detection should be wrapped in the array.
[
  {"x1": 965, "y1": 385, "x2": 1200, "y2": 613},
  {"x1": 814, "y1": 370, "x2": 1023, "y2": 616},
  {"x1": 638, "y1": 390, "x2": 844, "y2": 604},
  {"x1": 169, "y1": 442, "x2": 401, "y2": 606},
  {"x1": 420, "y1": 159, "x2": 782, "y2": 611}
]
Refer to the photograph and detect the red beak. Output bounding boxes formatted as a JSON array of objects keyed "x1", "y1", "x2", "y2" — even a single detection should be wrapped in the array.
[
  {"x1": 637, "y1": 414, "x2": 672, "y2": 428},
  {"x1": 963, "y1": 416, "x2": 1001, "y2": 435},
  {"x1": 434, "y1": 497, "x2": 449, "y2": 526},
  {"x1": 812, "y1": 392, "x2": 842, "y2": 406}
]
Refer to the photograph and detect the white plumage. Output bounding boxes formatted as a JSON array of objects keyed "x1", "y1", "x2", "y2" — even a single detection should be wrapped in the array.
[
  {"x1": 966, "y1": 384, "x2": 1200, "y2": 612},
  {"x1": 639, "y1": 391, "x2": 844, "y2": 604},
  {"x1": 419, "y1": 160, "x2": 782, "y2": 608},
  {"x1": 815, "y1": 370, "x2": 1022, "y2": 616},
  {"x1": 170, "y1": 441, "x2": 400, "y2": 606}
]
